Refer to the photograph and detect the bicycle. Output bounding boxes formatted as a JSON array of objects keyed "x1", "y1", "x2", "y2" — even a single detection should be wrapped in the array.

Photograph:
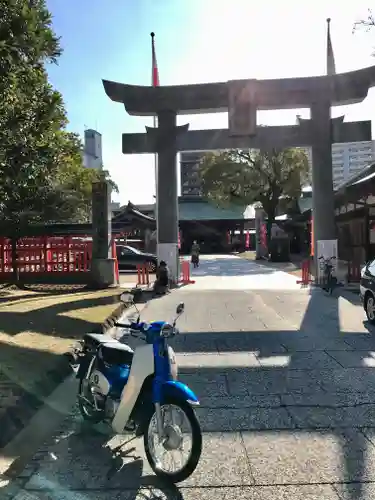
[{"x1": 318, "y1": 255, "x2": 337, "y2": 295}]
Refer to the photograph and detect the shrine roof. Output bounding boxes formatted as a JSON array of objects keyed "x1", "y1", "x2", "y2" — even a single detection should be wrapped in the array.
[
  {"x1": 103, "y1": 65, "x2": 375, "y2": 116},
  {"x1": 112, "y1": 202, "x2": 155, "y2": 224},
  {"x1": 334, "y1": 162, "x2": 375, "y2": 205},
  {"x1": 178, "y1": 198, "x2": 249, "y2": 221}
]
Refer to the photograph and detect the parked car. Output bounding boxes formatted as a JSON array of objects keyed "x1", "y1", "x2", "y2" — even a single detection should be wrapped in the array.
[
  {"x1": 116, "y1": 245, "x2": 157, "y2": 272},
  {"x1": 359, "y1": 260, "x2": 375, "y2": 323}
]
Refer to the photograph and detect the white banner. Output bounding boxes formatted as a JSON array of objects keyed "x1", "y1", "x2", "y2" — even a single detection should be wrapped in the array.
[{"x1": 316, "y1": 239, "x2": 338, "y2": 280}]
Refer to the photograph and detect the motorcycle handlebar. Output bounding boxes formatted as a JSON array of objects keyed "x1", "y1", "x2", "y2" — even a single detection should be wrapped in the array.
[{"x1": 114, "y1": 322, "x2": 131, "y2": 328}]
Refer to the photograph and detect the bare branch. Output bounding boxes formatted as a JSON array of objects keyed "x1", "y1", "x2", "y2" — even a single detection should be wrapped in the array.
[{"x1": 353, "y1": 8, "x2": 375, "y2": 33}]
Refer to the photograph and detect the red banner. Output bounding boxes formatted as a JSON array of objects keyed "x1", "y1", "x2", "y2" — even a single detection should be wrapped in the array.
[
  {"x1": 260, "y1": 224, "x2": 267, "y2": 248},
  {"x1": 245, "y1": 231, "x2": 250, "y2": 249}
]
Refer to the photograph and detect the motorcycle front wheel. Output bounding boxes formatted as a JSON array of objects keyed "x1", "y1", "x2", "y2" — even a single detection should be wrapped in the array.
[
  {"x1": 144, "y1": 396, "x2": 202, "y2": 483},
  {"x1": 78, "y1": 379, "x2": 104, "y2": 423}
]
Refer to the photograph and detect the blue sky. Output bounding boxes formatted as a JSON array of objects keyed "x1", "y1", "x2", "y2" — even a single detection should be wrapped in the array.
[{"x1": 46, "y1": 0, "x2": 375, "y2": 205}]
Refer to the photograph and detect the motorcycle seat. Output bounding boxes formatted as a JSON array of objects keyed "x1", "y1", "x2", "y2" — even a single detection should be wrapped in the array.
[
  {"x1": 99, "y1": 341, "x2": 134, "y2": 366},
  {"x1": 83, "y1": 332, "x2": 118, "y2": 350}
]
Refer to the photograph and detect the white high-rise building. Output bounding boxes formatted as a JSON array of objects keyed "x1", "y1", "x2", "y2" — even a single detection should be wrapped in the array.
[
  {"x1": 83, "y1": 129, "x2": 103, "y2": 170},
  {"x1": 298, "y1": 141, "x2": 375, "y2": 189}
]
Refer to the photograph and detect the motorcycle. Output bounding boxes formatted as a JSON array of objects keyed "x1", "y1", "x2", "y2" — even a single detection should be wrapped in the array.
[
  {"x1": 71, "y1": 290, "x2": 202, "y2": 483},
  {"x1": 318, "y1": 255, "x2": 338, "y2": 295}
]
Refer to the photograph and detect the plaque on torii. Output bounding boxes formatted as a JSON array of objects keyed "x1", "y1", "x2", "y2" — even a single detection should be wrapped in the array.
[{"x1": 103, "y1": 65, "x2": 375, "y2": 279}]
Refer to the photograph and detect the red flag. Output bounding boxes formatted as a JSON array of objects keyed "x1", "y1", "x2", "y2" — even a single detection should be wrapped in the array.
[{"x1": 151, "y1": 32, "x2": 159, "y2": 87}]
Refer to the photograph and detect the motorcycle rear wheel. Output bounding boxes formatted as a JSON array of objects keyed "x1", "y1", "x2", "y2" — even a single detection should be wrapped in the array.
[{"x1": 144, "y1": 397, "x2": 202, "y2": 483}]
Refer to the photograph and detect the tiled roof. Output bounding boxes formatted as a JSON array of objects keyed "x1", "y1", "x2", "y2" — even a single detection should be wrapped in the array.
[{"x1": 178, "y1": 199, "x2": 250, "y2": 221}]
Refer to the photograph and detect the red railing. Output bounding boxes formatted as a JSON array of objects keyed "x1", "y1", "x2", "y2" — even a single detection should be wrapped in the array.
[
  {"x1": 179, "y1": 259, "x2": 195, "y2": 285},
  {"x1": 137, "y1": 264, "x2": 150, "y2": 286},
  {"x1": 296, "y1": 259, "x2": 313, "y2": 286},
  {"x1": 0, "y1": 236, "x2": 93, "y2": 277}
]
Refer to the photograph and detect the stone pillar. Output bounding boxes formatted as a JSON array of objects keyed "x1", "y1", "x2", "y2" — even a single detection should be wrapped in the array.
[
  {"x1": 147, "y1": 110, "x2": 188, "y2": 282},
  {"x1": 310, "y1": 100, "x2": 336, "y2": 268},
  {"x1": 91, "y1": 181, "x2": 116, "y2": 288}
]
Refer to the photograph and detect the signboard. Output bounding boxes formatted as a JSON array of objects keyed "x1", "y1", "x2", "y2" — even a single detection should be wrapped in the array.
[
  {"x1": 92, "y1": 181, "x2": 111, "y2": 259},
  {"x1": 316, "y1": 239, "x2": 338, "y2": 281},
  {"x1": 228, "y1": 80, "x2": 257, "y2": 136}
]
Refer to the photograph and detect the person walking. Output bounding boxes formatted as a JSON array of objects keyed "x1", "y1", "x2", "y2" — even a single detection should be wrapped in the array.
[{"x1": 191, "y1": 240, "x2": 200, "y2": 268}]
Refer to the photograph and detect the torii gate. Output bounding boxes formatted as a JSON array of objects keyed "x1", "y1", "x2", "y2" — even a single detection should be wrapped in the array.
[{"x1": 103, "y1": 66, "x2": 375, "y2": 281}]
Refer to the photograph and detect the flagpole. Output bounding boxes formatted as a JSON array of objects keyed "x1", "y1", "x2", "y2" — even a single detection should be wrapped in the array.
[{"x1": 151, "y1": 32, "x2": 159, "y2": 257}]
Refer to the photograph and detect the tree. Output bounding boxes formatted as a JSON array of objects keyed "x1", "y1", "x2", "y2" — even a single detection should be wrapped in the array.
[
  {"x1": 0, "y1": 0, "x2": 68, "y2": 232},
  {"x1": 53, "y1": 131, "x2": 119, "y2": 223},
  {"x1": 0, "y1": 0, "x2": 117, "y2": 278},
  {"x1": 353, "y1": 9, "x2": 375, "y2": 55},
  {"x1": 199, "y1": 148, "x2": 310, "y2": 238},
  {"x1": 353, "y1": 9, "x2": 375, "y2": 32}
]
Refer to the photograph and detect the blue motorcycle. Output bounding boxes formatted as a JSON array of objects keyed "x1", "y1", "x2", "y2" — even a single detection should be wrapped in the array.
[{"x1": 71, "y1": 291, "x2": 202, "y2": 483}]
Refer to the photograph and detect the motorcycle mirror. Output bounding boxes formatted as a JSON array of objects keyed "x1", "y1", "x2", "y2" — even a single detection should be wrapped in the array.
[{"x1": 176, "y1": 302, "x2": 185, "y2": 315}]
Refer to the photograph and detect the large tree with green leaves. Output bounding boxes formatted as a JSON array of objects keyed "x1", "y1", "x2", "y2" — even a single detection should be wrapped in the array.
[
  {"x1": 0, "y1": 0, "x2": 118, "y2": 278},
  {"x1": 0, "y1": 1, "x2": 118, "y2": 230},
  {"x1": 0, "y1": 0, "x2": 68, "y2": 233},
  {"x1": 199, "y1": 148, "x2": 310, "y2": 236}
]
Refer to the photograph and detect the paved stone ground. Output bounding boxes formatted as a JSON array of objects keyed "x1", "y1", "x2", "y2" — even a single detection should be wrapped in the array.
[{"x1": 3, "y1": 255, "x2": 375, "y2": 499}]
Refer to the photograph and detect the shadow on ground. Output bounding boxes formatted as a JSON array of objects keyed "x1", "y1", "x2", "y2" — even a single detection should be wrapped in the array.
[
  {"x1": 2, "y1": 284, "x2": 375, "y2": 498},
  {"x1": 1, "y1": 420, "x2": 183, "y2": 500},
  {"x1": 0, "y1": 293, "x2": 122, "y2": 338}
]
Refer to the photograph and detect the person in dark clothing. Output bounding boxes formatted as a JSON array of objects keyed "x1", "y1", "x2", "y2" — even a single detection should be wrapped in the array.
[
  {"x1": 191, "y1": 240, "x2": 200, "y2": 268},
  {"x1": 153, "y1": 260, "x2": 169, "y2": 295}
]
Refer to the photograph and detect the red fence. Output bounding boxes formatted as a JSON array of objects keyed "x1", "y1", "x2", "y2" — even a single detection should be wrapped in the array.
[{"x1": 0, "y1": 236, "x2": 92, "y2": 278}]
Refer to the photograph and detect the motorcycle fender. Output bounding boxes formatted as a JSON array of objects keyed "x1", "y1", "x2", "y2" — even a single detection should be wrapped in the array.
[
  {"x1": 162, "y1": 380, "x2": 200, "y2": 405},
  {"x1": 76, "y1": 354, "x2": 92, "y2": 379}
]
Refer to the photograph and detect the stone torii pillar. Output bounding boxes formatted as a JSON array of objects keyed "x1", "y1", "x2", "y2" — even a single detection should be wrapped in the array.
[
  {"x1": 146, "y1": 111, "x2": 189, "y2": 282},
  {"x1": 310, "y1": 100, "x2": 336, "y2": 245}
]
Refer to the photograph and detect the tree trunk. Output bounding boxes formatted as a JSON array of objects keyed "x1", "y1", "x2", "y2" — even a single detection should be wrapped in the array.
[
  {"x1": 260, "y1": 197, "x2": 278, "y2": 249},
  {"x1": 265, "y1": 206, "x2": 276, "y2": 248}
]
